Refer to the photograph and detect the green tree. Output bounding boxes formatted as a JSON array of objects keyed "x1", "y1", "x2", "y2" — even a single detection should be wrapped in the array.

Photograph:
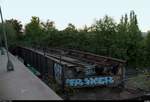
[
  {"x1": 127, "y1": 11, "x2": 143, "y2": 67},
  {"x1": 40, "y1": 20, "x2": 58, "y2": 47},
  {"x1": 91, "y1": 15, "x2": 117, "y2": 56},
  {"x1": 6, "y1": 19, "x2": 23, "y2": 40},
  {"x1": 24, "y1": 16, "x2": 43, "y2": 46},
  {"x1": 144, "y1": 31, "x2": 150, "y2": 66},
  {"x1": 117, "y1": 14, "x2": 129, "y2": 59},
  {"x1": 117, "y1": 11, "x2": 143, "y2": 67},
  {"x1": 0, "y1": 22, "x2": 17, "y2": 47},
  {"x1": 63, "y1": 23, "x2": 77, "y2": 33},
  {"x1": 61, "y1": 23, "x2": 78, "y2": 48}
]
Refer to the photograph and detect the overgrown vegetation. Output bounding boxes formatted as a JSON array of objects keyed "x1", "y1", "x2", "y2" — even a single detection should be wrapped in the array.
[{"x1": 0, "y1": 10, "x2": 150, "y2": 68}]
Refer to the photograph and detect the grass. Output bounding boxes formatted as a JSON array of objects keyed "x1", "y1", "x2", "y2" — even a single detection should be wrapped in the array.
[{"x1": 126, "y1": 71, "x2": 150, "y2": 91}]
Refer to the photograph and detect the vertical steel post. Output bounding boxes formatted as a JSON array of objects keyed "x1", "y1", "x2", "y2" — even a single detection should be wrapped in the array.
[
  {"x1": 0, "y1": 33, "x2": 4, "y2": 55},
  {"x1": 0, "y1": 6, "x2": 14, "y2": 71},
  {"x1": 0, "y1": 6, "x2": 4, "y2": 55}
]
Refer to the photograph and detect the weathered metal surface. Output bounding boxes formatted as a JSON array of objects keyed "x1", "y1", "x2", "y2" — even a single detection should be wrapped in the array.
[{"x1": 12, "y1": 46, "x2": 126, "y2": 89}]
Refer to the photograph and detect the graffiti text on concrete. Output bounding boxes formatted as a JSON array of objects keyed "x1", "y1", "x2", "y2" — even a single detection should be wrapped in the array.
[{"x1": 66, "y1": 76, "x2": 114, "y2": 87}]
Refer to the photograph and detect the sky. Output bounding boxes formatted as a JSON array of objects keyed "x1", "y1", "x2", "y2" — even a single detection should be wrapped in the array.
[{"x1": 0, "y1": 0, "x2": 150, "y2": 32}]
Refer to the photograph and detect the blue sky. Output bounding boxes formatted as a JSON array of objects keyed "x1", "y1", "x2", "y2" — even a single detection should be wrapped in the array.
[{"x1": 0, "y1": 0, "x2": 150, "y2": 32}]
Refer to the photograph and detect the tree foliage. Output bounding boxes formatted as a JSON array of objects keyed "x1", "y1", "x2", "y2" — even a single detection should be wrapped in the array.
[{"x1": 1, "y1": 11, "x2": 150, "y2": 68}]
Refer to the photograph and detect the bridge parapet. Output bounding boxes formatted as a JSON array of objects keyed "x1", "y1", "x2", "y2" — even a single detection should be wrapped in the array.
[{"x1": 0, "y1": 49, "x2": 62, "y2": 100}]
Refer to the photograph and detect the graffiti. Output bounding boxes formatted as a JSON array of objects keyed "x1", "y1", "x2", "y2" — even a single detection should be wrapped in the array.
[
  {"x1": 54, "y1": 63, "x2": 62, "y2": 84},
  {"x1": 66, "y1": 76, "x2": 114, "y2": 87},
  {"x1": 84, "y1": 65, "x2": 95, "y2": 76}
]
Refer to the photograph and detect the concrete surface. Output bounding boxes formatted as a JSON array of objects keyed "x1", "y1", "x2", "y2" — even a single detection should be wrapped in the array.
[{"x1": 0, "y1": 49, "x2": 62, "y2": 100}]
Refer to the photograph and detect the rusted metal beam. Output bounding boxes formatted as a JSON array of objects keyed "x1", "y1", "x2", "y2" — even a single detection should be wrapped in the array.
[{"x1": 14, "y1": 46, "x2": 126, "y2": 89}]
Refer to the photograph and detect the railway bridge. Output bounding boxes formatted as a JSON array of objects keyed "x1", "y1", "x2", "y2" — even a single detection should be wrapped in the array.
[
  {"x1": 9, "y1": 45, "x2": 149, "y2": 100},
  {"x1": 12, "y1": 46, "x2": 126, "y2": 89},
  {"x1": 1, "y1": 45, "x2": 149, "y2": 100}
]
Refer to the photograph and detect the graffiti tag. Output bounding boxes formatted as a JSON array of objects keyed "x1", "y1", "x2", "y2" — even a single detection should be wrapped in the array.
[
  {"x1": 66, "y1": 76, "x2": 114, "y2": 87},
  {"x1": 54, "y1": 63, "x2": 62, "y2": 84},
  {"x1": 84, "y1": 65, "x2": 95, "y2": 76}
]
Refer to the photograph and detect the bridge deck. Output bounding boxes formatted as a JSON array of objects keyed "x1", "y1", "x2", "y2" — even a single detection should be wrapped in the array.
[
  {"x1": 0, "y1": 49, "x2": 62, "y2": 100},
  {"x1": 26, "y1": 47, "x2": 93, "y2": 67}
]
